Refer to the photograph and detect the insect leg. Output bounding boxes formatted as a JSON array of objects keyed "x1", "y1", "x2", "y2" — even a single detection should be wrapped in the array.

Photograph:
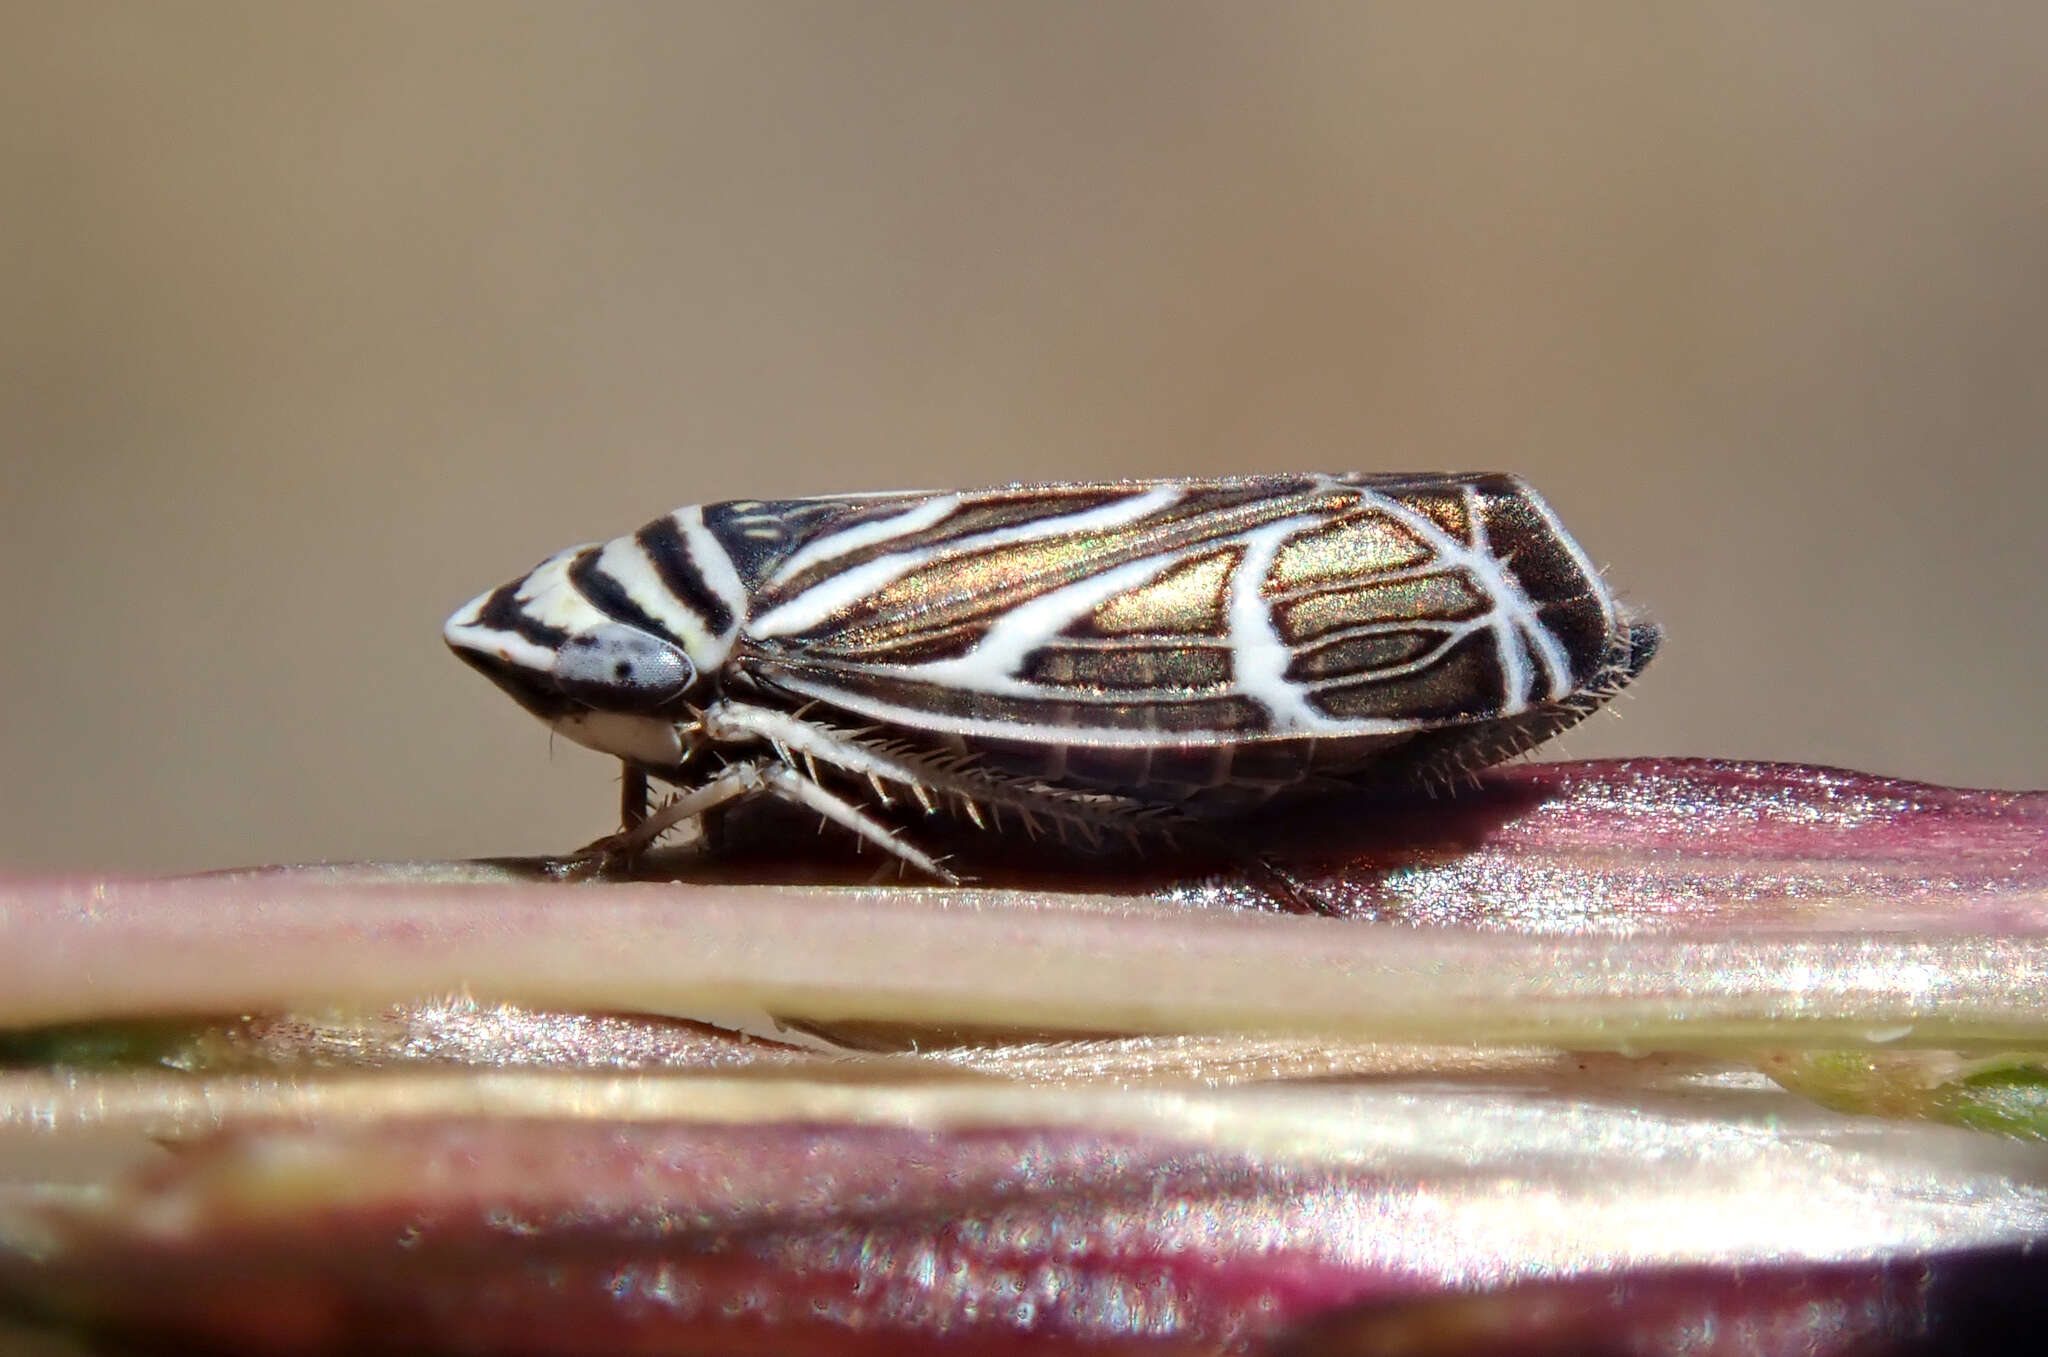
[
  {"x1": 582, "y1": 760, "x2": 774, "y2": 866},
  {"x1": 575, "y1": 755, "x2": 956, "y2": 883},
  {"x1": 619, "y1": 763, "x2": 650, "y2": 831},
  {"x1": 703, "y1": 697, "x2": 1171, "y2": 846},
  {"x1": 756, "y1": 764, "x2": 959, "y2": 884},
  {"x1": 701, "y1": 700, "x2": 937, "y2": 795}
]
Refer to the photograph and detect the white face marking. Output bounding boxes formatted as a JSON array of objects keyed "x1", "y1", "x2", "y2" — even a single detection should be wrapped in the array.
[
  {"x1": 514, "y1": 545, "x2": 614, "y2": 634},
  {"x1": 595, "y1": 533, "x2": 731, "y2": 669},
  {"x1": 551, "y1": 710, "x2": 686, "y2": 765},
  {"x1": 675, "y1": 506, "x2": 749, "y2": 639},
  {"x1": 441, "y1": 591, "x2": 559, "y2": 670},
  {"x1": 750, "y1": 486, "x2": 1184, "y2": 640},
  {"x1": 766, "y1": 494, "x2": 965, "y2": 587},
  {"x1": 447, "y1": 506, "x2": 751, "y2": 704}
]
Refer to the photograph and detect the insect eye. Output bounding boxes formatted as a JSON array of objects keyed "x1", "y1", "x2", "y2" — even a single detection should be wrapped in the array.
[{"x1": 550, "y1": 625, "x2": 696, "y2": 710}]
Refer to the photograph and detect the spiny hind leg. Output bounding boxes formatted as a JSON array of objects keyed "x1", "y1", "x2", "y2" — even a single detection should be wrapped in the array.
[
  {"x1": 568, "y1": 757, "x2": 958, "y2": 884},
  {"x1": 701, "y1": 701, "x2": 938, "y2": 811},
  {"x1": 618, "y1": 759, "x2": 728, "y2": 853},
  {"x1": 702, "y1": 699, "x2": 1166, "y2": 848},
  {"x1": 564, "y1": 760, "x2": 769, "y2": 875},
  {"x1": 757, "y1": 763, "x2": 957, "y2": 883}
]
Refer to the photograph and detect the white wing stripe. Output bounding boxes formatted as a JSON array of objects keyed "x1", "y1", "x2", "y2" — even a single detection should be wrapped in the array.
[
  {"x1": 900, "y1": 549, "x2": 1196, "y2": 696},
  {"x1": 1344, "y1": 480, "x2": 1558, "y2": 712},
  {"x1": 595, "y1": 535, "x2": 726, "y2": 654},
  {"x1": 766, "y1": 494, "x2": 964, "y2": 587},
  {"x1": 750, "y1": 485, "x2": 1184, "y2": 640},
  {"x1": 1298, "y1": 616, "x2": 1495, "y2": 690},
  {"x1": 1504, "y1": 485, "x2": 1609, "y2": 698},
  {"x1": 1228, "y1": 516, "x2": 1329, "y2": 734},
  {"x1": 762, "y1": 672, "x2": 1423, "y2": 744}
]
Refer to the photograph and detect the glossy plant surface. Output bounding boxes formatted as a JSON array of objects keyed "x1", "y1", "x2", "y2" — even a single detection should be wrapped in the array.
[{"x1": 2, "y1": 760, "x2": 2045, "y2": 1354}]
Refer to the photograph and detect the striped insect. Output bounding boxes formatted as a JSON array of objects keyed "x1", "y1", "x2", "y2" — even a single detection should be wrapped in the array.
[{"x1": 445, "y1": 473, "x2": 1658, "y2": 881}]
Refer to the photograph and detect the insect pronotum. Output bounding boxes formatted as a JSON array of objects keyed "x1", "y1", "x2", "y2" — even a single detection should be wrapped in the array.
[{"x1": 445, "y1": 474, "x2": 1658, "y2": 881}]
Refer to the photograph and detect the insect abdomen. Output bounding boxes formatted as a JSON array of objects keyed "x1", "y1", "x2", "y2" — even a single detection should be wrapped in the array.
[{"x1": 953, "y1": 730, "x2": 1404, "y2": 812}]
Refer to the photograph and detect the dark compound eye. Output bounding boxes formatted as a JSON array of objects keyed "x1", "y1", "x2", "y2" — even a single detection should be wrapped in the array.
[{"x1": 550, "y1": 624, "x2": 696, "y2": 711}]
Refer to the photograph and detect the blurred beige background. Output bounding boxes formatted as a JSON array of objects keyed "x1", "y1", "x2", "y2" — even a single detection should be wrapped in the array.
[{"x1": 4, "y1": 2, "x2": 2044, "y2": 872}]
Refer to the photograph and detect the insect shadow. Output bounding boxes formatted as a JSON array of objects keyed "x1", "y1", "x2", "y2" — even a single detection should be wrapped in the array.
[{"x1": 477, "y1": 770, "x2": 1564, "y2": 917}]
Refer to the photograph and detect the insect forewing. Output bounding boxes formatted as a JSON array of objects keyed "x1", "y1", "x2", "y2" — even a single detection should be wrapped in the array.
[{"x1": 711, "y1": 474, "x2": 1619, "y2": 749}]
